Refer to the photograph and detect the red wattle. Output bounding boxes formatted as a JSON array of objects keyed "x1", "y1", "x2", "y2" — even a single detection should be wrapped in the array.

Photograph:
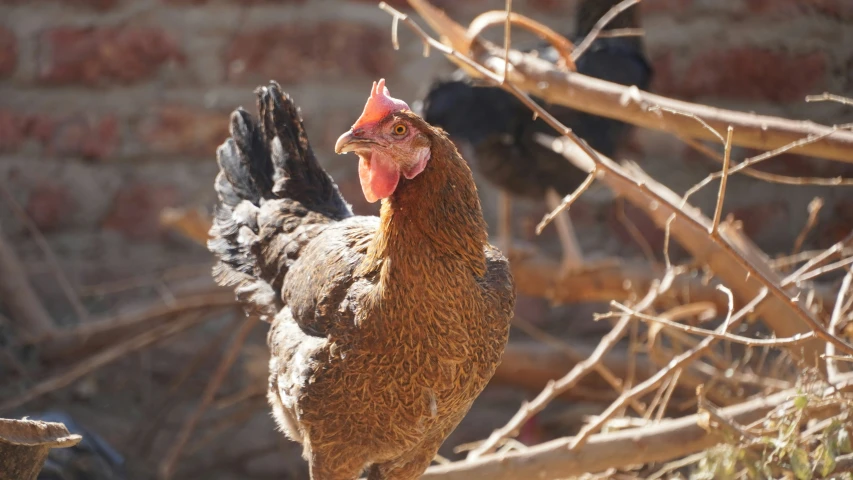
[{"x1": 358, "y1": 152, "x2": 399, "y2": 203}]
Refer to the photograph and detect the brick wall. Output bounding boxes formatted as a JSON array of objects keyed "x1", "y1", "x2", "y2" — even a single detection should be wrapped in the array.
[{"x1": 1, "y1": 0, "x2": 852, "y2": 286}]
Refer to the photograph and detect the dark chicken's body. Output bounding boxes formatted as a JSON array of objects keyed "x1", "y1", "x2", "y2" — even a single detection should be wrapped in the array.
[
  {"x1": 419, "y1": 0, "x2": 651, "y2": 270},
  {"x1": 420, "y1": 0, "x2": 652, "y2": 200},
  {"x1": 209, "y1": 82, "x2": 514, "y2": 479}
]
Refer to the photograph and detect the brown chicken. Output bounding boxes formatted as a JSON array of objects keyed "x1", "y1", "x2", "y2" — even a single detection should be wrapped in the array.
[{"x1": 208, "y1": 80, "x2": 515, "y2": 479}]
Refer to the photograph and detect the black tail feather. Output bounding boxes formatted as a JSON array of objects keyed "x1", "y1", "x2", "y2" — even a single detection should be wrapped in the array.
[{"x1": 208, "y1": 81, "x2": 351, "y2": 320}]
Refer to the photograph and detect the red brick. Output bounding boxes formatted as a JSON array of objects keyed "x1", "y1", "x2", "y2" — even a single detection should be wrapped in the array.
[
  {"x1": 0, "y1": 0, "x2": 117, "y2": 7},
  {"x1": 0, "y1": 110, "x2": 118, "y2": 159},
  {"x1": 26, "y1": 182, "x2": 74, "y2": 231},
  {"x1": 138, "y1": 105, "x2": 229, "y2": 157},
  {"x1": 225, "y1": 22, "x2": 394, "y2": 84},
  {"x1": 667, "y1": 48, "x2": 827, "y2": 102},
  {"x1": 161, "y1": 0, "x2": 304, "y2": 3},
  {"x1": 640, "y1": 0, "x2": 691, "y2": 15},
  {"x1": 102, "y1": 183, "x2": 179, "y2": 239},
  {"x1": 0, "y1": 27, "x2": 16, "y2": 77},
  {"x1": 347, "y1": 0, "x2": 469, "y2": 11},
  {"x1": 51, "y1": 114, "x2": 119, "y2": 159},
  {"x1": 743, "y1": 0, "x2": 853, "y2": 20},
  {"x1": 39, "y1": 27, "x2": 184, "y2": 86}
]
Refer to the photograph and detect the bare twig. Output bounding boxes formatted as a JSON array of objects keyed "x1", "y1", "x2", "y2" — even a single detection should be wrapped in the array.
[
  {"x1": 681, "y1": 135, "x2": 853, "y2": 186},
  {"x1": 794, "y1": 255, "x2": 853, "y2": 283},
  {"x1": 710, "y1": 126, "x2": 733, "y2": 234},
  {"x1": 792, "y1": 197, "x2": 824, "y2": 259},
  {"x1": 0, "y1": 225, "x2": 56, "y2": 339},
  {"x1": 615, "y1": 198, "x2": 658, "y2": 264},
  {"x1": 569, "y1": 290, "x2": 768, "y2": 450},
  {"x1": 535, "y1": 170, "x2": 596, "y2": 235},
  {"x1": 0, "y1": 310, "x2": 214, "y2": 412},
  {"x1": 0, "y1": 182, "x2": 89, "y2": 324},
  {"x1": 596, "y1": 28, "x2": 644, "y2": 39},
  {"x1": 783, "y1": 231, "x2": 853, "y2": 286},
  {"x1": 502, "y1": 0, "x2": 511, "y2": 82},
  {"x1": 608, "y1": 301, "x2": 817, "y2": 347},
  {"x1": 570, "y1": 0, "x2": 641, "y2": 62},
  {"x1": 827, "y1": 270, "x2": 853, "y2": 384},
  {"x1": 806, "y1": 92, "x2": 853, "y2": 107},
  {"x1": 682, "y1": 124, "x2": 853, "y2": 206},
  {"x1": 158, "y1": 316, "x2": 259, "y2": 479},
  {"x1": 36, "y1": 292, "x2": 236, "y2": 364}
]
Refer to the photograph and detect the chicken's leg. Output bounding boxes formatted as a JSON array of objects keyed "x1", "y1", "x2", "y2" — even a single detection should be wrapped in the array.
[{"x1": 545, "y1": 188, "x2": 583, "y2": 275}]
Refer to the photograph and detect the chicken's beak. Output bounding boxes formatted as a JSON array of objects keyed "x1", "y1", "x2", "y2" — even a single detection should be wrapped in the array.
[{"x1": 334, "y1": 130, "x2": 374, "y2": 154}]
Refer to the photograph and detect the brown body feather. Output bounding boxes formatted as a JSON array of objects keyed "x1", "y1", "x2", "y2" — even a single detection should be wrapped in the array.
[{"x1": 210, "y1": 83, "x2": 515, "y2": 479}]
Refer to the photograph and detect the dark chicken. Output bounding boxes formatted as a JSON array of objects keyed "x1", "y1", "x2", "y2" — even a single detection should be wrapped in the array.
[
  {"x1": 208, "y1": 80, "x2": 515, "y2": 479},
  {"x1": 419, "y1": 0, "x2": 652, "y2": 269}
]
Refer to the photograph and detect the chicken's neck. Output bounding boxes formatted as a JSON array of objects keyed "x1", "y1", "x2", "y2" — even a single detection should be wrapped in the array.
[{"x1": 360, "y1": 139, "x2": 488, "y2": 283}]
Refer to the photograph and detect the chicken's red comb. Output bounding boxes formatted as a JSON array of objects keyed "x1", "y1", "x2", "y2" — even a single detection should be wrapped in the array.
[{"x1": 352, "y1": 78, "x2": 410, "y2": 129}]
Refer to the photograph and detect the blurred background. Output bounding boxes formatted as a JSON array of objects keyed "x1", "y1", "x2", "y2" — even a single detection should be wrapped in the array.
[{"x1": 1, "y1": 0, "x2": 852, "y2": 478}]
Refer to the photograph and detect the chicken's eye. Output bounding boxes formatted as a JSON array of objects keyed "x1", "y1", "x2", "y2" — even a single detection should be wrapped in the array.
[{"x1": 393, "y1": 124, "x2": 407, "y2": 136}]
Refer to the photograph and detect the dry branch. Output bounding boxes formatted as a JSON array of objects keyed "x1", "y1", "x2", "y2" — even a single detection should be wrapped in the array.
[
  {"x1": 406, "y1": 0, "x2": 853, "y2": 164},
  {"x1": 35, "y1": 291, "x2": 235, "y2": 364},
  {"x1": 159, "y1": 315, "x2": 260, "y2": 480},
  {"x1": 0, "y1": 310, "x2": 215, "y2": 412},
  {"x1": 421, "y1": 389, "x2": 796, "y2": 479},
  {"x1": 0, "y1": 182, "x2": 89, "y2": 324},
  {"x1": 0, "y1": 224, "x2": 56, "y2": 339}
]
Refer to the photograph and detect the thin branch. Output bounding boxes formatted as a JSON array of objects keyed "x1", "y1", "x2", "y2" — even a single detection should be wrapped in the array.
[
  {"x1": 615, "y1": 198, "x2": 658, "y2": 264},
  {"x1": 158, "y1": 316, "x2": 260, "y2": 479},
  {"x1": 464, "y1": 10, "x2": 575, "y2": 72},
  {"x1": 0, "y1": 182, "x2": 89, "y2": 324},
  {"x1": 0, "y1": 224, "x2": 56, "y2": 339},
  {"x1": 596, "y1": 28, "x2": 644, "y2": 39},
  {"x1": 682, "y1": 135, "x2": 853, "y2": 186},
  {"x1": 782, "y1": 231, "x2": 853, "y2": 286},
  {"x1": 711, "y1": 126, "x2": 733, "y2": 234},
  {"x1": 806, "y1": 92, "x2": 853, "y2": 107},
  {"x1": 535, "y1": 170, "x2": 596, "y2": 235},
  {"x1": 607, "y1": 301, "x2": 817, "y2": 347},
  {"x1": 35, "y1": 292, "x2": 236, "y2": 364},
  {"x1": 827, "y1": 270, "x2": 852, "y2": 384},
  {"x1": 0, "y1": 310, "x2": 213, "y2": 412},
  {"x1": 792, "y1": 197, "x2": 824, "y2": 259},
  {"x1": 794, "y1": 255, "x2": 853, "y2": 283},
  {"x1": 569, "y1": 290, "x2": 768, "y2": 451},
  {"x1": 502, "y1": 0, "x2": 511, "y2": 82},
  {"x1": 570, "y1": 0, "x2": 641, "y2": 62}
]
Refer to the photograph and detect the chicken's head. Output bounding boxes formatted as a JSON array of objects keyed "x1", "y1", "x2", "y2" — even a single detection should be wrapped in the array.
[{"x1": 335, "y1": 79, "x2": 431, "y2": 203}]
